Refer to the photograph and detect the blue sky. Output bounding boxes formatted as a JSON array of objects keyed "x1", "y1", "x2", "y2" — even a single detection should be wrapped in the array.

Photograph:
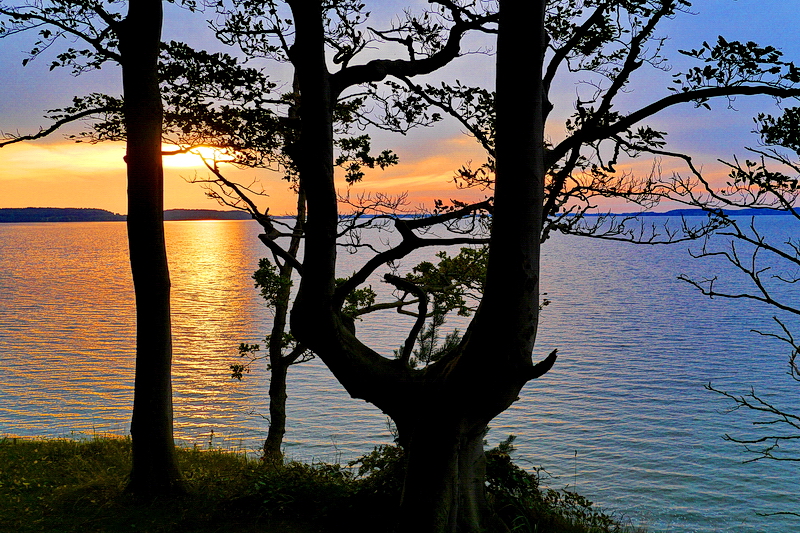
[{"x1": 0, "y1": 0, "x2": 798, "y2": 213}]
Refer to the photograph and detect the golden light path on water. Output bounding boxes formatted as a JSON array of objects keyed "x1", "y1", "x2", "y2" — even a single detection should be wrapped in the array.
[
  {"x1": 1, "y1": 218, "x2": 799, "y2": 533},
  {"x1": 0, "y1": 220, "x2": 399, "y2": 455},
  {"x1": 0, "y1": 221, "x2": 265, "y2": 444}
]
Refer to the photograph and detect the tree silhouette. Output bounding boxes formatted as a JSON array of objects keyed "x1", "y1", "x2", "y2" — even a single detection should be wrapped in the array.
[
  {"x1": 5, "y1": 0, "x2": 800, "y2": 528},
  {"x1": 0, "y1": 0, "x2": 186, "y2": 496},
  {"x1": 665, "y1": 107, "x2": 800, "y2": 513}
]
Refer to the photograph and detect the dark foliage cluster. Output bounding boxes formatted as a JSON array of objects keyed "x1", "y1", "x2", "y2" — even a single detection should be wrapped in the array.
[{"x1": 241, "y1": 437, "x2": 635, "y2": 533}]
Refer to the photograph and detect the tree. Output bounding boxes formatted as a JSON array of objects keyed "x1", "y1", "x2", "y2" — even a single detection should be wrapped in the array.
[
  {"x1": 273, "y1": 1, "x2": 800, "y2": 531},
  {"x1": 281, "y1": 0, "x2": 547, "y2": 530},
  {"x1": 9, "y1": 0, "x2": 800, "y2": 528},
  {"x1": 666, "y1": 106, "x2": 800, "y2": 513},
  {"x1": 0, "y1": 0, "x2": 185, "y2": 496},
  {"x1": 178, "y1": 0, "x2": 800, "y2": 529},
  {"x1": 231, "y1": 189, "x2": 315, "y2": 461}
]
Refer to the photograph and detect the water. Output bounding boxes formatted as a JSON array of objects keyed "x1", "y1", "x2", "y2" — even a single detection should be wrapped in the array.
[{"x1": 0, "y1": 218, "x2": 798, "y2": 532}]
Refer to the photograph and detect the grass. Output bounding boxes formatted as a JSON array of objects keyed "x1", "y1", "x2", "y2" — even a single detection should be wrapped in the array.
[
  {"x1": 0, "y1": 435, "x2": 645, "y2": 533},
  {"x1": 0, "y1": 436, "x2": 281, "y2": 533}
]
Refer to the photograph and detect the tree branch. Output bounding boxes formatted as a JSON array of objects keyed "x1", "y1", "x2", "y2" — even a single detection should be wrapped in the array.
[
  {"x1": 0, "y1": 106, "x2": 114, "y2": 147},
  {"x1": 548, "y1": 85, "x2": 800, "y2": 170},
  {"x1": 330, "y1": 11, "x2": 497, "y2": 96},
  {"x1": 384, "y1": 274, "x2": 428, "y2": 367}
]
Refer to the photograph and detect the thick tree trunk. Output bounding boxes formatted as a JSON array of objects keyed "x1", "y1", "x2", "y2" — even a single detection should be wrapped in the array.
[
  {"x1": 397, "y1": 417, "x2": 489, "y2": 533},
  {"x1": 120, "y1": 0, "x2": 184, "y2": 496},
  {"x1": 288, "y1": 1, "x2": 549, "y2": 531}
]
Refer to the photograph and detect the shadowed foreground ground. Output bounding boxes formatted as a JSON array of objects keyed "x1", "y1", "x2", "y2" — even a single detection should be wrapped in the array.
[{"x1": 0, "y1": 436, "x2": 643, "y2": 533}]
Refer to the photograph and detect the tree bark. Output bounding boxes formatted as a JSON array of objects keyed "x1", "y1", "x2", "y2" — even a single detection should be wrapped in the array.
[
  {"x1": 288, "y1": 0, "x2": 550, "y2": 530},
  {"x1": 263, "y1": 187, "x2": 306, "y2": 461},
  {"x1": 120, "y1": 0, "x2": 184, "y2": 496},
  {"x1": 264, "y1": 358, "x2": 289, "y2": 460},
  {"x1": 396, "y1": 415, "x2": 489, "y2": 533}
]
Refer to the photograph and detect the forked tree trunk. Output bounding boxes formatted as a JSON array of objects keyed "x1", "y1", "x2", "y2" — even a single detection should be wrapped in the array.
[
  {"x1": 397, "y1": 1, "x2": 548, "y2": 530},
  {"x1": 288, "y1": 0, "x2": 548, "y2": 531},
  {"x1": 121, "y1": 0, "x2": 184, "y2": 496}
]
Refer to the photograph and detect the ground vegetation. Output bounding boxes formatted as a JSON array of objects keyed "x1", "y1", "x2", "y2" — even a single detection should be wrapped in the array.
[{"x1": 0, "y1": 436, "x2": 643, "y2": 533}]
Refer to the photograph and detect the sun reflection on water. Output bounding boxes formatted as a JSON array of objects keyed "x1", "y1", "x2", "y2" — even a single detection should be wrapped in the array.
[
  {"x1": 165, "y1": 220, "x2": 269, "y2": 443},
  {"x1": 0, "y1": 220, "x2": 271, "y2": 449},
  {"x1": 2, "y1": 218, "x2": 800, "y2": 533}
]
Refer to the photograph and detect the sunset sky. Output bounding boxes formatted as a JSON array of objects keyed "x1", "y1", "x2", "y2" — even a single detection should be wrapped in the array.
[{"x1": 1, "y1": 0, "x2": 799, "y2": 215}]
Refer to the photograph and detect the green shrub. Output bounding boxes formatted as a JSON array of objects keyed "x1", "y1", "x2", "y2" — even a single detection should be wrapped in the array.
[
  {"x1": 486, "y1": 435, "x2": 641, "y2": 533},
  {"x1": 0, "y1": 435, "x2": 641, "y2": 533},
  {"x1": 250, "y1": 461, "x2": 355, "y2": 518}
]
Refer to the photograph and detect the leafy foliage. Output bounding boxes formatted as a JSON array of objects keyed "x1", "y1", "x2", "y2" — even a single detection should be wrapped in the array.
[
  {"x1": 406, "y1": 246, "x2": 487, "y2": 317},
  {"x1": 335, "y1": 277, "x2": 378, "y2": 317},
  {"x1": 253, "y1": 258, "x2": 292, "y2": 307},
  {"x1": 676, "y1": 36, "x2": 800, "y2": 90},
  {"x1": 756, "y1": 107, "x2": 800, "y2": 156},
  {"x1": 335, "y1": 135, "x2": 399, "y2": 184}
]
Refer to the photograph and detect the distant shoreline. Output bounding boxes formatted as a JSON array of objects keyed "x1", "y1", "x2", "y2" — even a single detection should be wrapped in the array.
[
  {"x1": 1, "y1": 206, "x2": 794, "y2": 223},
  {"x1": 0, "y1": 207, "x2": 253, "y2": 223},
  {"x1": 584, "y1": 207, "x2": 794, "y2": 217}
]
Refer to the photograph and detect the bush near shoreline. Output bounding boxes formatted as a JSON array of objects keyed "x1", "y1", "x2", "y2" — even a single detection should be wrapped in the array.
[{"x1": 0, "y1": 435, "x2": 642, "y2": 533}]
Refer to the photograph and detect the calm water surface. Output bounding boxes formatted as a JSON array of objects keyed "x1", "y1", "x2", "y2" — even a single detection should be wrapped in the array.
[{"x1": 0, "y1": 219, "x2": 798, "y2": 533}]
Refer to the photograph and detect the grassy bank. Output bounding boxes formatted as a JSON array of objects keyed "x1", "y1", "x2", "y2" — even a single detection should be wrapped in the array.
[{"x1": 0, "y1": 436, "x2": 642, "y2": 533}]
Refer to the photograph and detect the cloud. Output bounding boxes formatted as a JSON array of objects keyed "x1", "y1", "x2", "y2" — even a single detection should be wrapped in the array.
[{"x1": 339, "y1": 135, "x2": 490, "y2": 205}]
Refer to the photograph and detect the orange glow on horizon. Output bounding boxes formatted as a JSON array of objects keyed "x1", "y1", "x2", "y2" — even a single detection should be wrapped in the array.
[
  {"x1": 0, "y1": 137, "x2": 494, "y2": 214},
  {"x1": 0, "y1": 136, "x2": 737, "y2": 216}
]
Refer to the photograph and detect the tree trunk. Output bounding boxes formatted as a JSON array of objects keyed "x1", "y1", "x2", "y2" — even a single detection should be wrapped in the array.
[
  {"x1": 262, "y1": 188, "x2": 306, "y2": 461},
  {"x1": 288, "y1": 0, "x2": 549, "y2": 531},
  {"x1": 264, "y1": 357, "x2": 289, "y2": 460},
  {"x1": 120, "y1": 0, "x2": 184, "y2": 496},
  {"x1": 397, "y1": 417, "x2": 489, "y2": 533}
]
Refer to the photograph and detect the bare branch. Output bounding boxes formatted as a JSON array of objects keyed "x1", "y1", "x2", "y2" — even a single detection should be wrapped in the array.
[
  {"x1": 0, "y1": 105, "x2": 114, "y2": 147},
  {"x1": 384, "y1": 274, "x2": 428, "y2": 367}
]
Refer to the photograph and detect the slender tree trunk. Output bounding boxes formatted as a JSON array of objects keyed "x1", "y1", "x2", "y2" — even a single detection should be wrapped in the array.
[
  {"x1": 263, "y1": 263, "x2": 292, "y2": 460},
  {"x1": 263, "y1": 188, "x2": 306, "y2": 461},
  {"x1": 264, "y1": 358, "x2": 289, "y2": 460},
  {"x1": 120, "y1": 0, "x2": 184, "y2": 496}
]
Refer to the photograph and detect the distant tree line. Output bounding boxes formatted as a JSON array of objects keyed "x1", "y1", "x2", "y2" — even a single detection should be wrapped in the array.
[{"x1": 0, "y1": 207, "x2": 251, "y2": 223}]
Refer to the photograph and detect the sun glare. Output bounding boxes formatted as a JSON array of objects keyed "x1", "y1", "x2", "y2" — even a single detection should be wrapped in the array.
[{"x1": 163, "y1": 146, "x2": 236, "y2": 169}]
